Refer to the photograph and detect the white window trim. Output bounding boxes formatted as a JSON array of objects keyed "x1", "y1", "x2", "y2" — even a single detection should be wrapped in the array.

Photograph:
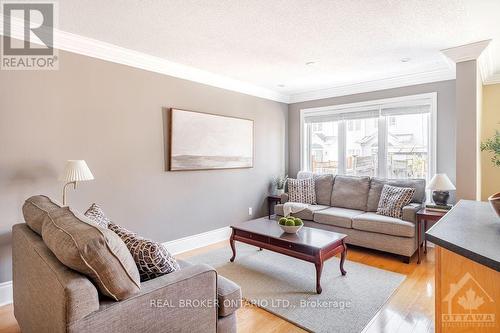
[{"x1": 299, "y1": 92, "x2": 437, "y2": 181}]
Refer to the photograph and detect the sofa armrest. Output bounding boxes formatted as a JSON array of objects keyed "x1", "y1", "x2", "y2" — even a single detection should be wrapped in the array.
[
  {"x1": 402, "y1": 203, "x2": 422, "y2": 223},
  {"x1": 281, "y1": 193, "x2": 289, "y2": 203},
  {"x1": 13, "y1": 223, "x2": 100, "y2": 333},
  {"x1": 71, "y1": 264, "x2": 218, "y2": 333}
]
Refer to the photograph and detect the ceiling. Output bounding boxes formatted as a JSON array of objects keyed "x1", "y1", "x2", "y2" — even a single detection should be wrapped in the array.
[{"x1": 33, "y1": 1, "x2": 500, "y2": 101}]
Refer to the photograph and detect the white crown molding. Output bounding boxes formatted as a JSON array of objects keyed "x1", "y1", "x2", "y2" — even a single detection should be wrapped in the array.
[
  {"x1": 163, "y1": 226, "x2": 231, "y2": 255},
  {"x1": 441, "y1": 40, "x2": 500, "y2": 85},
  {"x1": 479, "y1": 45, "x2": 500, "y2": 85},
  {"x1": 0, "y1": 16, "x2": 290, "y2": 103},
  {"x1": 3, "y1": 15, "x2": 498, "y2": 102},
  {"x1": 441, "y1": 40, "x2": 491, "y2": 63},
  {"x1": 484, "y1": 73, "x2": 500, "y2": 85},
  {"x1": 0, "y1": 281, "x2": 13, "y2": 306},
  {"x1": 288, "y1": 68, "x2": 455, "y2": 104}
]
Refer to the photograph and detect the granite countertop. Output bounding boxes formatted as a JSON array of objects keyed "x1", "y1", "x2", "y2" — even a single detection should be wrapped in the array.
[{"x1": 426, "y1": 200, "x2": 500, "y2": 272}]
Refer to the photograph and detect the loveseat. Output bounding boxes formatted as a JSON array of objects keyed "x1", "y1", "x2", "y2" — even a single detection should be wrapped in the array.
[
  {"x1": 275, "y1": 172, "x2": 426, "y2": 262},
  {"x1": 12, "y1": 198, "x2": 241, "y2": 333}
]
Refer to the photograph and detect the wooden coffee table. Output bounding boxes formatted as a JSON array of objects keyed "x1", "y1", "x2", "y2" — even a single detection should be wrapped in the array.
[{"x1": 229, "y1": 218, "x2": 347, "y2": 294}]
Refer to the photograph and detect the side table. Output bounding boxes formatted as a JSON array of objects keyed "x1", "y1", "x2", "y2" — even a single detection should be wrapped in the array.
[
  {"x1": 267, "y1": 195, "x2": 281, "y2": 218},
  {"x1": 416, "y1": 208, "x2": 447, "y2": 264}
]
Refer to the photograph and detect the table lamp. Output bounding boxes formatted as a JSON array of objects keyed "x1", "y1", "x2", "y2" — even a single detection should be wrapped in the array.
[
  {"x1": 60, "y1": 160, "x2": 94, "y2": 205},
  {"x1": 427, "y1": 173, "x2": 456, "y2": 206}
]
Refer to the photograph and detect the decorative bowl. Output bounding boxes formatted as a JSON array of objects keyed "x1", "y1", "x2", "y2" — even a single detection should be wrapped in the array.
[
  {"x1": 279, "y1": 224, "x2": 303, "y2": 234},
  {"x1": 488, "y1": 192, "x2": 500, "y2": 218}
]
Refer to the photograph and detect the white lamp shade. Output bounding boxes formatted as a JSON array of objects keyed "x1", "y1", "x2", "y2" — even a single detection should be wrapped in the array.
[
  {"x1": 427, "y1": 173, "x2": 455, "y2": 191},
  {"x1": 60, "y1": 160, "x2": 94, "y2": 182}
]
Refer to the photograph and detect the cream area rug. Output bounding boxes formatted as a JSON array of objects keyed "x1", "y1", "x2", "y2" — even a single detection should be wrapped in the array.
[{"x1": 188, "y1": 243, "x2": 406, "y2": 333}]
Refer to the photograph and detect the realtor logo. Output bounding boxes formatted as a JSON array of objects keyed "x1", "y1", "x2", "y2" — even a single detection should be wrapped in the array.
[
  {"x1": 442, "y1": 272, "x2": 495, "y2": 328},
  {"x1": 1, "y1": 1, "x2": 58, "y2": 70}
]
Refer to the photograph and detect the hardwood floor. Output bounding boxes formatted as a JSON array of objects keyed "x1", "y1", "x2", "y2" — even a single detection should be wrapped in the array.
[{"x1": 0, "y1": 242, "x2": 435, "y2": 333}]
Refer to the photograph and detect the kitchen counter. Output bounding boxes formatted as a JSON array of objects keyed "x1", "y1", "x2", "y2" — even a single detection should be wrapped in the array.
[{"x1": 426, "y1": 199, "x2": 500, "y2": 272}]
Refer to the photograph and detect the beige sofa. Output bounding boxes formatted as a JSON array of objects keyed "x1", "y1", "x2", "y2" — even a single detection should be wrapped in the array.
[
  {"x1": 276, "y1": 172, "x2": 426, "y2": 262},
  {"x1": 13, "y1": 220, "x2": 241, "y2": 332}
]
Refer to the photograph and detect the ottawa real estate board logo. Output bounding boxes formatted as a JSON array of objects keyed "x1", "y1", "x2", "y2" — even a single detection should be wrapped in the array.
[
  {"x1": 442, "y1": 272, "x2": 496, "y2": 329},
  {"x1": 1, "y1": 1, "x2": 58, "y2": 70}
]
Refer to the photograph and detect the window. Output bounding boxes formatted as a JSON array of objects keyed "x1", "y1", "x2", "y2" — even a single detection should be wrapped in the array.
[
  {"x1": 301, "y1": 93, "x2": 436, "y2": 182},
  {"x1": 346, "y1": 117, "x2": 378, "y2": 176},
  {"x1": 386, "y1": 113, "x2": 428, "y2": 179},
  {"x1": 307, "y1": 121, "x2": 339, "y2": 174},
  {"x1": 312, "y1": 123, "x2": 323, "y2": 132}
]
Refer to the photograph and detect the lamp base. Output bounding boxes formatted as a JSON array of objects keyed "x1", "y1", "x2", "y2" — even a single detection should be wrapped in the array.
[{"x1": 432, "y1": 191, "x2": 450, "y2": 206}]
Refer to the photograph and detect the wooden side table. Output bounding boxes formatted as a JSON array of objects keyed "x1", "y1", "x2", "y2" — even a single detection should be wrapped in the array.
[
  {"x1": 416, "y1": 208, "x2": 447, "y2": 264},
  {"x1": 267, "y1": 195, "x2": 281, "y2": 218}
]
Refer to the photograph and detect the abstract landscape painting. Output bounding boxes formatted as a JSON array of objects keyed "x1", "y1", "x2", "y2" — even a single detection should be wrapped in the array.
[{"x1": 168, "y1": 109, "x2": 253, "y2": 171}]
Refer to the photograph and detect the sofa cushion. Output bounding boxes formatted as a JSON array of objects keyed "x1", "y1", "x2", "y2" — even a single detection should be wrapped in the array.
[
  {"x1": 352, "y1": 212, "x2": 415, "y2": 237},
  {"x1": 288, "y1": 178, "x2": 316, "y2": 204},
  {"x1": 330, "y1": 175, "x2": 370, "y2": 211},
  {"x1": 217, "y1": 275, "x2": 242, "y2": 317},
  {"x1": 275, "y1": 204, "x2": 329, "y2": 220},
  {"x1": 367, "y1": 178, "x2": 426, "y2": 212},
  {"x1": 108, "y1": 222, "x2": 180, "y2": 282},
  {"x1": 41, "y1": 207, "x2": 141, "y2": 301},
  {"x1": 313, "y1": 207, "x2": 364, "y2": 228},
  {"x1": 22, "y1": 195, "x2": 62, "y2": 235},
  {"x1": 377, "y1": 185, "x2": 415, "y2": 219},
  {"x1": 313, "y1": 174, "x2": 334, "y2": 205}
]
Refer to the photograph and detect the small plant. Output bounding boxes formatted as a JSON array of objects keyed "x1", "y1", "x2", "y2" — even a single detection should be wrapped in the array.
[
  {"x1": 279, "y1": 217, "x2": 288, "y2": 225},
  {"x1": 285, "y1": 219, "x2": 295, "y2": 226},
  {"x1": 480, "y1": 130, "x2": 500, "y2": 167},
  {"x1": 272, "y1": 175, "x2": 288, "y2": 190}
]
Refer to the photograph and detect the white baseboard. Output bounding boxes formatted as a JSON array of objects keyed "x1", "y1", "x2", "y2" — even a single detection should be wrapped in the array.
[
  {"x1": 0, "y1": 227, "x2": 231, "y2": 307},
  {"x1": 163, "y1": 226, "x2": 231, "y2": 255},
  {"x1": 0, "y1": 281, "x2": 13, "y2": 306}
]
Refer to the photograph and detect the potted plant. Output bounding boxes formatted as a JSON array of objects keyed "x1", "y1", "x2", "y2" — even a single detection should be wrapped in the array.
[
  {"x1": 480, "y1": 129, "x2": 500, "y2": 217},
  {"x1": 272, "y1": 175, "x2": 288, "y2": 196}
]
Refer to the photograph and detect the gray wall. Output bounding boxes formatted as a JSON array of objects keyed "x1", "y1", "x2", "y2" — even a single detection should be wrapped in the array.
[
  {"x1": 0, "y1": 49, "x2": 288, "y2": 283},
  {"x1": 288, "y1": 80, "x2": 456, "y2": 185}
]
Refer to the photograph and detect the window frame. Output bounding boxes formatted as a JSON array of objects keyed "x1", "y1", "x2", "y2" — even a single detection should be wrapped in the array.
[{"x1": 299, "y1": 92, "x2": 437, "y2": 182}]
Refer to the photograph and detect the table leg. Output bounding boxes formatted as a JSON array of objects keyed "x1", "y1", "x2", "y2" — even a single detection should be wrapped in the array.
[
  {"x1": 417, "y1": 217, "x2": 421, "y2": 264},
  {"x1": 424, "y1": 220, "x2": 428, "y2": 254},
  {"x1": 315, "y1": 261, "x2": 323, "y2": 294},
  {"x1": 340, "y1": 241, "x2": 347, "y2": 276},
  {"x1": 229, "y1": 229, "x2": 236, "y2": 262},
  {"x1": 268, "y1": 199, "x2": 271, "y2": 219}
]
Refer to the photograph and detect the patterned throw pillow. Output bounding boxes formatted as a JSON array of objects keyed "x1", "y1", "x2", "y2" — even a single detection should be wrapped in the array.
[
  {"x1": 84, "y1": 203, "x2": 111, "y2": 228},
  {"x1": 108, "y1": 223, "x2": 180, "y2": 281},
  {"x1": 288, "y1": 178, "x2": 316, "y2": 204},
  {"x1": 377, "y1": 184, "x2": 416, "y2": 219}
]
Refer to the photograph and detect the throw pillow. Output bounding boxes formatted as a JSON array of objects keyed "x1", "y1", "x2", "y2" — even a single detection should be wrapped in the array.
[
  {"x1": 376, "y1": 184, "x2": 416, "y2": 219},
  {"x1": 288, "y1": 178, "x2": 316, "y2": 204},
  {"x1": 84, "y1": 203, "x2": 111, "y2": 228},
  {"x1": 109, "y1": 223, "x2": 180, "y2": 281},
  {"x1": 41, "y1": 207, "x2": 141, "y2": 301},
  {"x1": 22, "y1": 195, "x2": 62, "y2": 236}
]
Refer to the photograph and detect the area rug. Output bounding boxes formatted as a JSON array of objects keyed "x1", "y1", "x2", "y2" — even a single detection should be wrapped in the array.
[{"x1": 188, "y1": 243, "x2": 406, "y2": 333}]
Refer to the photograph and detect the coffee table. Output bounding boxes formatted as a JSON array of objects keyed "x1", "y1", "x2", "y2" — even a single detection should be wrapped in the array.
[{"x1": 229, "y1": 217, "x2": 347, "y2": 294}]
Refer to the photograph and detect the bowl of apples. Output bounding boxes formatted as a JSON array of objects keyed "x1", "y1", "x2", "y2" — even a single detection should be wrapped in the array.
[{"x1": 278, "y1": 216, "x2": 304, "y2": 234}]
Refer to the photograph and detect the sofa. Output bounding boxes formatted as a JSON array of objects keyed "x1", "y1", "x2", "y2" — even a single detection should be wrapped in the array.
[
  {"x1": 275, "y1": 172, "x2": 426, "y2": 262},
  {"x1": 13, "y1": 212, "x2": 241, "y2": 332}
]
